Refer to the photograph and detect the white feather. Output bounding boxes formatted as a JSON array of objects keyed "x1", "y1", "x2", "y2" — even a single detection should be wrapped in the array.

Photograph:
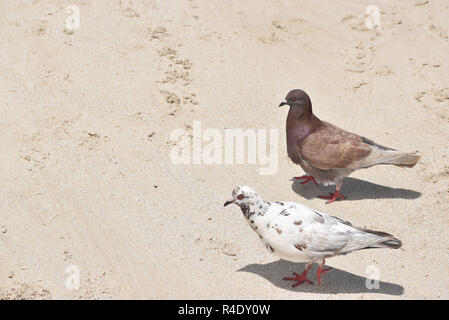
[{"x1": 232, "y1": 186, "x2": 399, "y2": 264}]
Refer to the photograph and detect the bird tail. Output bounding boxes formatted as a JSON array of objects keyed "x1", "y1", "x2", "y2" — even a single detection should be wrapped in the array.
[
  {"x1": 360, "y1": 137, "x2": 420, "y2": 168},
  {"x1": 386, "y1": 152, "x2": 420, "y2": 168},
  {"x1": 362, "y1": 228, "x2": 402, "y2": 249},
  {"x1": 362, "y1": 149, "x2": 420, "y2": 168}
]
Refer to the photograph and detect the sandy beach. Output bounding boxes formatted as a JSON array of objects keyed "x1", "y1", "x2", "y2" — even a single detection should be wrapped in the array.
[{"x1": 0, "y1": 0, "x2": 448, "y2": 299}]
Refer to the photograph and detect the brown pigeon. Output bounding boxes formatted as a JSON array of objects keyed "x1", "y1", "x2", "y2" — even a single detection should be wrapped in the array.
[{"x1": 280, "y1": 89, "x2": 420, "y2": 204}]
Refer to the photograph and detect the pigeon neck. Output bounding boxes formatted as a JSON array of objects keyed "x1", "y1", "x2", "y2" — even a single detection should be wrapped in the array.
[
  {"x1": 287, "y1": 111, "x2": 321, "y2": 141},
  {"x1": 239, "y1": 198, "x2": 269, "y2": 219}
]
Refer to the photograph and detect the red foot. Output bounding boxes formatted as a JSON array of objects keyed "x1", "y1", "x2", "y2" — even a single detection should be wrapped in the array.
[
  {"x1": 294, "y1": 175, "x2": 318, "y2": 186},
  {"x1": 319, "y1": 190, "x2": 346, "y2": 204},
  {"x1": 283, "y1": 265, "x2": 313, "y2": 287},
  {"x1": 316, "y1": 262, "x2": 332, "y2": 286}
]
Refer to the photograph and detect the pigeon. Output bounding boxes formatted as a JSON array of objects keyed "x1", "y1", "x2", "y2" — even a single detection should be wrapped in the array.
[
  {"x1": 280, "y1": 89, "x2": 420, "y2": 204},
  {"x1": 224, "y1": 186, "x2": 402, "y2": 286}
]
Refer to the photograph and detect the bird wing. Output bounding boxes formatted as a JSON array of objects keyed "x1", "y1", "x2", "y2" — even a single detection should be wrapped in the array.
[
  {"x1": 299, "y1": 121, "x2": 372, "y2": 170},
  {"x1": 274, "y1": 205, "x2": 389, "y2": 257},
  {"x1": 268, "y1": 204, "x2": 351, "y2": 255},
  {"x1": 302, "y1": 211, "x2": 393, "y2": 256}
]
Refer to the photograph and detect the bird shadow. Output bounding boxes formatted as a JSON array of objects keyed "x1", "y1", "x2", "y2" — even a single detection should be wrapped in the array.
[
  {"x1": 291, "y1": 177, "x2": 421, "y2": 201},
  {"x1": 239, "y1": 260, "x2": 404, "y2": 295}
]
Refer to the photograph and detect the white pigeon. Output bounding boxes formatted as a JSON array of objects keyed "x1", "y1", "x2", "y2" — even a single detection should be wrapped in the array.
[{"x1": 224, "y1": 186, "x2": 402, "y2": 286}]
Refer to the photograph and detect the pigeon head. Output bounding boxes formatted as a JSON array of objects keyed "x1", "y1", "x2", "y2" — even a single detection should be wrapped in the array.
[
  {"x1": 223, "y1": 185, "x2": 261, "y2": 208},
  {"x1": 279, "y1": 89, "x2": 312, "y2": 117}
]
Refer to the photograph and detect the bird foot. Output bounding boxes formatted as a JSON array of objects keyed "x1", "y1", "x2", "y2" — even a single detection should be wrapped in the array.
[
  {"x1": 319, "y1": 190, "x2": 346, "y2": 204},
  {"x1": 283, "y1": 271, "x2": 313, "y2": 287},
  {"x1": 317, "y1": 265, "x2": 332, "y2": 287},
  {"x1": 294, "y1": 175, "x2": 318, "y2": 186}
]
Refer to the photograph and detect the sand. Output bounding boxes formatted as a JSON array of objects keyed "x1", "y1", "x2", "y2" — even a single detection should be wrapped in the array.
[{"x1": 0, "y1": 0, "x2": 448, "y2": 299}]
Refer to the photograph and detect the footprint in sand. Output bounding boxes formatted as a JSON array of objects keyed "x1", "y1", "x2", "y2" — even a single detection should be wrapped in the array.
[
  {"x1": 0, "y1": 282, "x2": 52, "y2": 300},
  {"x1": 156, "y1": 46, "x2": 198, "y2": 116},
  {"x1": 195, "y1": 237, "x2": 239, "y2": 257}
]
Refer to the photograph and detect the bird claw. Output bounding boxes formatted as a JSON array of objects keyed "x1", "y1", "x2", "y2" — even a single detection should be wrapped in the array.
[
  {"x1": 294, "y1": 175, "x2": 318, "y2": 186},
  {"x1": 319, "y1": 190, "x2": 346, "y2": 204},
  {"x1": 283, "y1": 271, "x2": 313, "y2": 287},
  {"x1": 317, "y1": 266, "x2": 332, "y2": 286}
]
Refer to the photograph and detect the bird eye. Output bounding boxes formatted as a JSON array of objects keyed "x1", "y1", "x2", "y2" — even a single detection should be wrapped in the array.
[
  {"x1": 291, "y1": 97, "x2": 296, "y2": 102},
  {"x1": 237, "y1": 195, "x2": 244, "y2": 200}
]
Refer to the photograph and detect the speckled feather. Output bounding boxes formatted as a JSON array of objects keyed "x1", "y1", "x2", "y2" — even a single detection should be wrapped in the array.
[{"x1": 226, "y1": 186, "x2": 402, "y2": 264}]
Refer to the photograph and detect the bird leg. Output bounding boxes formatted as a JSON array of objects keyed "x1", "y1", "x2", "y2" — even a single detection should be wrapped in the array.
[
  {"x1": 316, "y1": 260, "x2": 332, "y2": 286},
  {"x1": 294, "y1": 175, "x2": 318, "y2": 186},
  {"x1": 283, "y1": 263, "x2": 313, "y2": 287},
  {"x1": 319, "y1": 189, "x2": 346, "y2": 204}
]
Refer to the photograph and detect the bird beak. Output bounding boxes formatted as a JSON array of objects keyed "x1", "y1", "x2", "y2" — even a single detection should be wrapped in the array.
[
  {"x1": 224, "y1": 199, "x2": 235, "y2": 207},
  {"x1": 279, "y1": 99, "x2": 287, "y2": 107}
]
